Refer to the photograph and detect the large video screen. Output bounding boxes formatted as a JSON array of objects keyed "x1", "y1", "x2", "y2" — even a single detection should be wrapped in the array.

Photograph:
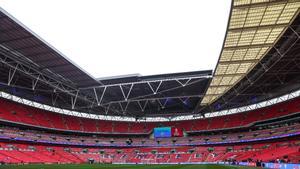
[
  {"x1": 154, "y1": 127, "x2": 171, "y2": 138},
  {"x1": 154, "y1": 127, "x2": 184, "y2": 138}
]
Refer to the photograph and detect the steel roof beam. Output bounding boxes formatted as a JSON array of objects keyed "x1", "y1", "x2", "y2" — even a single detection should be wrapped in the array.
[
  {"x1": 223, "y1": 43, "x2": 274, "y2": 50},
  {"x1": 81, "y1": 75, "x2": 210, "y2": 90},
  {"x1": 219, "y1": 59, "x2": 260, "y2": 64},
  {"x1": 228, "y1": 23, "x2": 289, "y2": 32}
]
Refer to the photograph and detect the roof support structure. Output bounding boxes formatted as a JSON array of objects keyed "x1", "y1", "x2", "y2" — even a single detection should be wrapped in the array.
[
  {"x1": 8, "y1": 64, "x2": 18, "y2": 86},
  {"x1": 120, "y1": 84, "x2": 133, "y2": 101},
  {"x1": 51, "y1": 93, "x2": 59, "y2": 106},
  {"x1": 0, "y1": 46, "x2": 210, "y2": 115},
  {"x1": 71, "y1": 90, "x2": 79, "y2": 109},
  {"x1": 176, "y1": 79, "x2": 191, "y2": 87},
  {"x1": 148, "y1": 81, "x2": 162, "y2": 95},
  {"x1": 157, "y1": 99, "x2": 168, "y2": 109},
  {"x1": 137, "y1": 100, "x2": 148, "y2": 112},
  {"x1": 73, "y1": 76, "x2": 209, "y2": 114},
  {"x1": 0, "y1": 44, "x2": 116, "y2": 112},
  {"x1": 119, "y1": 102, "x2": 130, "y2": 113},
  {"x1": 82, "y1": 75, "x2": 210, "y2": 90},
  {"x1": 1, "y1": 85, "x2": 300, "y2": 121},
  {"x1": 31, "y1": 75, "x2": 40, "y2": 90}
]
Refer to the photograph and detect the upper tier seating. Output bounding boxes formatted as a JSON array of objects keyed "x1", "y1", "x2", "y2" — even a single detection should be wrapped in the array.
[{"x1": 0, "y1": 97, "x2": 299, "y2": 134}]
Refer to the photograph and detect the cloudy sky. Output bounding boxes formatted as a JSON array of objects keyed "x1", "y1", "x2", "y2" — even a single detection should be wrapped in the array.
[{"x1": 0, "y1": 0, "x2": 231, "y2": 78}]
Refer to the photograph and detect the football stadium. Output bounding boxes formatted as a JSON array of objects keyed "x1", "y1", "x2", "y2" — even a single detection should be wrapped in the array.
[{"x1": 0, "y1": 0, "x2": 300, "y2": 169}]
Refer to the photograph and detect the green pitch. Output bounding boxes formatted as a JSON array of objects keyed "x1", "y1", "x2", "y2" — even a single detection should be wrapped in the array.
[{"x1": 0, "y1": 164, "x2": 259, "y2": 169}]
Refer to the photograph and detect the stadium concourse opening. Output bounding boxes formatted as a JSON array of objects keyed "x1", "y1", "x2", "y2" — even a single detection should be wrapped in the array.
[{"x1": 0, "y1": 0, "x2": 299, "y2": 169}]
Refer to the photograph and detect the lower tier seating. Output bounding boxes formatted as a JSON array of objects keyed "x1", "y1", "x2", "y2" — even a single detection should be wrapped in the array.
[{"x1": 0, "y1": 140, "x2": 299, "y2": 164}]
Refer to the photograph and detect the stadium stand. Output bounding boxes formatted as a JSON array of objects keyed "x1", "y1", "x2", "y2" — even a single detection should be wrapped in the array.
[
  {"x1": 0, "y1": 0, "x2": 299, "y2": 167},
  {"x1": 0, "y1": 140, "x2": 299, "y2": 164},
  {"x1": 0, "y1": 97, "x2": 300, "y2": 134},
  {"x1": 0, "y1": 96, "x2": 299, "y2": 165}
]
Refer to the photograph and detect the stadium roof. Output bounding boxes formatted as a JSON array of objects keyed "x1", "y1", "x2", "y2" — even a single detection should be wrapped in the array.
[
  {"x1": 0, "y1": 6, "x2": 212, "y2": 116},
  {"x1": 0, "y1": 1, "x2": 300, "y2": 121},
  {"x1": 0, "y1": 7, "x2": 101, "y2": 88},
  {"x1": 201, "y1": 11, "x2": 300, "y2": 114},
  {"x1": 201, "y1": 0, "x2": 300, "y2": 105}
]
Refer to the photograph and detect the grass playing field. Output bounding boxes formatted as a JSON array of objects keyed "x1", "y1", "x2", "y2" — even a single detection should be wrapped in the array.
[{"x1": 0, "y1": 164, "x2": 259, "y2": 169}]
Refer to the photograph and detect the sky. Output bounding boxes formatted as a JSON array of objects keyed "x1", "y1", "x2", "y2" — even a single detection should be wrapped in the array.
[{"x1": 0, "y1": 0, "x2": 231, "y2": 78}]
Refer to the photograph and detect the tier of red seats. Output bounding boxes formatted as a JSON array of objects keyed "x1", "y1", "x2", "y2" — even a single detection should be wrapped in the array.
[
  {"x1": 1, "y1": 122, "x2": 299, "y2": 147},
  {"x1": 0, "y1": 140, "x2": 298, "y2": 164},
  {"x1": 0, "y1": 97, "x2": 299, "y2": 134}
]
